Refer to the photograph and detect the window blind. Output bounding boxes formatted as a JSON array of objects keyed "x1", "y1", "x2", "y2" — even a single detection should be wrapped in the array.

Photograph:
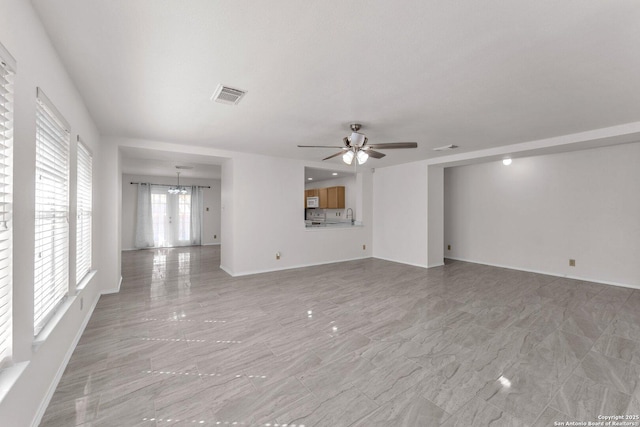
[
  {"x1": 76, "y1": 139, "x2": 92, "y2": 284},
  {"x1": 34, "y1": 88, "x2": 70, "y2": 336},
  {"x1": 0, "y1": 43, "x2": 15, "y2": 367}
]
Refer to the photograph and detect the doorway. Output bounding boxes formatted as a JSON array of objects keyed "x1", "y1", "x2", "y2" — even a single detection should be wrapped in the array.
[{"x1": 150, "y1": 187, "x2": 194, "y2": 247}]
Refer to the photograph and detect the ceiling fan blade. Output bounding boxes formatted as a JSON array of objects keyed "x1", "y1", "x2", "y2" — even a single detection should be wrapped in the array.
[
  {"x1": 322, "y1": 151, "x2": 347, "y2": 161},
  {"x1": 367, "y1": 142, "x2": 418, "y2": 149},
  {"x1": 366, "y1": 149, "x2": 386, "y2": 159},
  {"x1": 297, "y1": 145, "x2": 346, "y2": 148}
]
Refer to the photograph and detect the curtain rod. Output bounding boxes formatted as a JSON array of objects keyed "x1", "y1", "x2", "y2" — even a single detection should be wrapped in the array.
[{"x1": 130, "y1": 182, "x2": 211, "y2": 188}]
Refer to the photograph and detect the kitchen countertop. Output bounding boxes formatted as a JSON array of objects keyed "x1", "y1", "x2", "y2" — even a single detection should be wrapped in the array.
[{"x1": 304, "y1": 220, "x2": 363, "y2": 229}]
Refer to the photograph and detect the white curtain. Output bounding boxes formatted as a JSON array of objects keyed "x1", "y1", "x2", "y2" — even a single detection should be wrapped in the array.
[
  {"x1": 190, "y1": 186, "x2": 203, "y2": 245},
  {"x1": 135, "y1": 183, "x2": 155, "y2": 248}
]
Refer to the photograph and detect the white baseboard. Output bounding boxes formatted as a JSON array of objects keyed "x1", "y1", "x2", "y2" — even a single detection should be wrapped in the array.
[
  {"x1": 228, "y1": 256, "x2": 372, "y2": 277},
  {"x1": 102, "y1": 276, "x2": 122, "y2": 295},
  {"x1": 202, "y1": 243, "x2": 220, "y2": 246},
  {"x1": 31, "y1": 292, "x2": 101, "y2": 427},
  {"x1": 372, "y1": 255, "x2": 429, "y2": 269},
  {"x1": 219, "y1": 265, "x2": 234, "y2": 277},
  {"x1": 445, "y1": 256, "x2": 640, "y2": 290}
]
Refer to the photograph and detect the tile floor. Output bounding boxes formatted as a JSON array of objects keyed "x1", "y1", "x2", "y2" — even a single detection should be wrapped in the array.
[{"x1": 40, "y1": 246, "x2": 640, "y2": 426}]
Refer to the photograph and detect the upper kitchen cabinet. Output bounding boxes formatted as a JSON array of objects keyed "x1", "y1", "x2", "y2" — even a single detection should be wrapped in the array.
[
  {"x1": 304, "y1": 186, "x2": 344, "y2": 209},
  {"x1": 318, "y1": 187, "x2": 328, "y2": 208},
  {"x1": 327, "y1": 186, "x2": 345, "y2": 209}
]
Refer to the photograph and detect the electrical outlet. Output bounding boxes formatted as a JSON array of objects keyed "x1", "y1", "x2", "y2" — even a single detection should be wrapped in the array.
[
  {"x1": 214, "y1": 234, "x2": 217, "y2": 239},
  {"x1": 569, "y1": 259, "x2": 576, "y2": 267},
  {"x1": 362, "y1": 244, "x2": 366, "y2": 250},
  {"x1": 447, "y1": 245, "x2": 451, "y2": 251},
  {"x1": 276, "y1": 252, "x2": 281, "y2": 260}
]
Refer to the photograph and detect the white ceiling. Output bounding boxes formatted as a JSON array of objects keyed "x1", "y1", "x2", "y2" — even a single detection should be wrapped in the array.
[
  {"x1": 32, "y1": 0, "x2": 640, "y2": 168},
  {"x1": 305, "y1": 167, "x2": 355, "y2": 183}
]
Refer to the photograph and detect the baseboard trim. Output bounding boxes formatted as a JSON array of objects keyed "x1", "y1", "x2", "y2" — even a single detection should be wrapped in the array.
[
  {"x1": 219, "y1": 265, "x2": 234, "y2": 277},
  {"x1": 202, "y1": 243, "x2": 221, "y2": 246},
  {"x1": 229, "y1": 256, "x2": 372, "y2": 277},
  {"x1": 101, "y1": 276, "x2": 122, "y2": 295},
  {"x1": 31, "y1": 293, "x2": 101, "y2": 427},
  {"x1": 445, "y1": 256, "x2": 640, "y2": 290},
  {"x1": 372, "y1": 255, "x2": 429, "y2": 269}
]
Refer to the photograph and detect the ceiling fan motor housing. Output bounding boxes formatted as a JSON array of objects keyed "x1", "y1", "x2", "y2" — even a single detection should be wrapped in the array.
[{"x1": 349, "y1": 132, "x2": 366, "y2": 147}]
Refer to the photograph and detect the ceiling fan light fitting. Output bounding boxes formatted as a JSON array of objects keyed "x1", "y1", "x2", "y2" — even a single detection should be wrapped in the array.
[
  {"x1": 356, "y1": 150, "x2": 369, "y2": 165},
  {"x1": 342, "y1": 150, "x2": 355, "y2": 165}
]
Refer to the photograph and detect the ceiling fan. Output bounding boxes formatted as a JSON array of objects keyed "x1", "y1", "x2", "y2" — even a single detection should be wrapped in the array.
[{"x1": 297, "y1": 123, "x2": 418, "y2": 165}]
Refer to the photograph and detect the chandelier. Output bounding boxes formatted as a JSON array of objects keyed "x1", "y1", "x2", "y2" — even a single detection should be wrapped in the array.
[{"x1": 168, "y1": 172, "x2": 188, "y2": 194}]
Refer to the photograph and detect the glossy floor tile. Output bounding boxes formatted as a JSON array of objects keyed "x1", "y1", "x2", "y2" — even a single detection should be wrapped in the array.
[{"x1": 40, "y1": 246, "x2": 640, "y2": 426}]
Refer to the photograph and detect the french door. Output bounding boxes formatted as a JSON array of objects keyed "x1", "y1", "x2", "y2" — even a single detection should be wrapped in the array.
[{"x1": 150, "y1": 187, "x2": 192, "y2": 247}]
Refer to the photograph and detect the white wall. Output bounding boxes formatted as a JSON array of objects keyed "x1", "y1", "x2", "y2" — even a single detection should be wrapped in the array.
[
  {"x1": 0, "y1": 0, "x2": 105, "y2": 425},
  {"x1": 224, "y1": 153, "x2": 373, "y2": 275},
  {"x1": 444, "y1": 142, "x2": 640, "y2": 287},
  {"x1": 372, "y1": 160, "x2": 429, "y2": 267},
  {"x1": 121, "y1": 174, "x2": 221, "y2": 250},
  {"x1": 427, "y1": 166, "x2": 444, "y2": 267}
]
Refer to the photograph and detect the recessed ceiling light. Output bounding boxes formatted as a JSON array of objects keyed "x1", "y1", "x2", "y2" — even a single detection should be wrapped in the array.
[
  {"x1": 502, "y1": 158, "x2": 512, "y2": 166},
  {"x1": 332, "y1": 172, "x2": 338, "y2": 176},
  {"x1": 307, "y1": 177, "x2": 313, "y2": 180}
]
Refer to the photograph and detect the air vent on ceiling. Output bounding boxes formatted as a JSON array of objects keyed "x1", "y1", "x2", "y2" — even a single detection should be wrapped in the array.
[
  {"x1": 175, "y1": 165, "x2": 194, "y2": 170},
  {"x1": 433, "y1": 144, "x2": 459, "y2": 151},
  {"x1": 211, "y1": 84, "x2": 247, "y2": 105}
]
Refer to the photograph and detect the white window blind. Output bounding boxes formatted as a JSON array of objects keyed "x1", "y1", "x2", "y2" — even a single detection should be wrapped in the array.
[
  {"x1": 34, "y1": 88, "x2": 70, "y2": 336},
  {"x1": 0, "y1": 42, "x2": 15, "y2": 367},
  {"x1": 76, "y1": 138, "x2": 92, "y2": 284}
]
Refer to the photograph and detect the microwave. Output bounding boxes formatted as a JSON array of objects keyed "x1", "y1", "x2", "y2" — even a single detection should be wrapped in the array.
[{"x1": 306, "y1": 196, "x2": 319, "y2": 208}]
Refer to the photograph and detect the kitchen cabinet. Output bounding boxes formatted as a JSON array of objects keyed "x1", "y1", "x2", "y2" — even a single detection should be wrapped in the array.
[
  {"x1": 327, "y1": 186, "x2": 345, "y2": 209},
  {"x1": 304, "y1": 186, "x2": 344, "y2": 209},
  {"x1": 318, "y1": 188, "x2": 328, "y2": 209}
]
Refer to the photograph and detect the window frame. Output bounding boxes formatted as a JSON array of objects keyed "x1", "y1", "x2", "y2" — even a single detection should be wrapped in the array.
[
  {"x1": 76, "y1": 137, "x2": 92, "y2": 285},
  {"x1": 0, "y1": 41, "x2": 16, "y2": 367},
  {"x1": 34, "y1": 87, "x2": 71, "y2": 337}
]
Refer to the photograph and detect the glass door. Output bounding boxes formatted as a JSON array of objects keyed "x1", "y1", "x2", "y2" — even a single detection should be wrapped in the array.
[{"x1": 150, "y1": 187, "x2": 192, "y2": 247}]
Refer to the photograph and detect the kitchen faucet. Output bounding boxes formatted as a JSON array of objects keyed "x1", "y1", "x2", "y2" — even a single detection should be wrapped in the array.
[{"x1": 346, "y1": 208, "x2": 354, "y2": 225}]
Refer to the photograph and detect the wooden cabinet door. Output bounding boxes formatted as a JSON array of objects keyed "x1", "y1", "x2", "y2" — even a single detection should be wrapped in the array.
[
  {"x1": 326, "y1": 186, "x2": 345, "y2": 209},
  {"x1": 336, "y1": 186, "x2": 345, "y2": 209},
  {"x1": 327, "y1": 187, "x2": 337, "y2": 209},
  {"x1": 318, "y1": 188, "x2": 328, "y2": 209}
]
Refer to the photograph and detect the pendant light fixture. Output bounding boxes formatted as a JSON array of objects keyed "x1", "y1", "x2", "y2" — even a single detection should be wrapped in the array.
[{"x1": 168, "y1": 172, "x2": 188, "y2": 194}]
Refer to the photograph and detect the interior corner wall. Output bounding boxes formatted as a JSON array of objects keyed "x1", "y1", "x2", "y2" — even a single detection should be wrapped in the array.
[
  {"x1": 220, "y1": 158, "x2": 235, "y2": 274},
  {"x1": 0, "y1": 0, "x2": 104, "y2": 425},
  {"x1": 444, "y1": 142, "x2": 640, "y2": 288},
  {"x1": 121, "y1": 174, "x2": 222, "y2": 250},
  {"x1": 427, "y1": 166, "x2": 444, "y2": 268},
  {"x1": 372, "y1": 160, "x2": 429, "y2": 268}
]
